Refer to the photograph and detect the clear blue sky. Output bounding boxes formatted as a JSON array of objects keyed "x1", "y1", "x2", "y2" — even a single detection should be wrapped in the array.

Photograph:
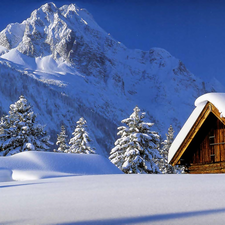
[{"x1": 0, "y1": 0, "x2": 225, "y2": 84}]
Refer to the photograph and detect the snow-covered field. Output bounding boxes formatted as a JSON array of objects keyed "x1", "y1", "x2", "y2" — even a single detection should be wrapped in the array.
[{"x1": 0, "y1": 152, "x2": 225, "y2": 225}]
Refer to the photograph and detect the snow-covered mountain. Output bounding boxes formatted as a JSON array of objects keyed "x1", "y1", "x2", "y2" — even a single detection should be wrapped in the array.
[{"x1": 0, "y1": 2, "x2": 222, "y2": 155}]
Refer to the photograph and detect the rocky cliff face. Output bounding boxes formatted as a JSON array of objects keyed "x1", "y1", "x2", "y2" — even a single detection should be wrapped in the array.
[{"x1": 0, "y1": 2, "x2": 221, "y2": 155}]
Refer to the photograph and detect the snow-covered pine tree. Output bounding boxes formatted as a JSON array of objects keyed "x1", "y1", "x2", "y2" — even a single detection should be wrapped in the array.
[
  {"x1": 159, "y1": 125, "x2": 185, "y2": 174},
  {"x1": 66, "y1": 117, "x2": 96, "y2": 154},
  {"x1": 109, "y1": 106, "x2": 161, "y2": 174},
  {"x1": 158, "y1": 125, "x2": 175, "y2": 174},
  {"x1": 0, "y1": 95, "x2": 52, "y2": 156},
  {"x1": 56, "y1": 125, "x2": 68, "y2": 152}
]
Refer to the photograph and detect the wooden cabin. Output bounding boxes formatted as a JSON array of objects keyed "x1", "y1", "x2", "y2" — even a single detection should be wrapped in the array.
[{"x1": 169, "y1": 93, "x2": 225, "y2": 174}]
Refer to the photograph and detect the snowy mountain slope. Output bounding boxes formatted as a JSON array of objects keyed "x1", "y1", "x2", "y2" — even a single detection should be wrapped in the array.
[
  {"x1": 0, "y1": 2, "x2": 223, "y2": 155},
  {"x1": 0, "y1": 58, "x2": 118, "y2": 156}
]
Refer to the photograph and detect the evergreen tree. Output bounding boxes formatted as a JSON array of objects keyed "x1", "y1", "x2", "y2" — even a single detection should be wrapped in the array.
[
  {"x1": 158, "y1": 125, "x2": 175, "y2": 173},
  {"x1": 56, "y1": 125, "x2": 68, "y2": 152},
  {"x1": 0, "y1": 96, "x2": 52, "y2": 156},
  {"x1": 66, "y1": 117, "x2": 95, "y2": 154},
  {"x1": 109, "y1": 106, "x2": 161, "y2": 174},
  {"x1": 158, "y1": 125, "x2": 185, "y2": 174}
]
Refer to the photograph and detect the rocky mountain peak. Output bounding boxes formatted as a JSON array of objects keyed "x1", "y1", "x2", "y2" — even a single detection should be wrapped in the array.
[
  {"x1": 0, "y1": 3, "x2": 106, "y2": 61},
  {"x1": 41, "y1": 2, "x2": 58, "y2": 13}
]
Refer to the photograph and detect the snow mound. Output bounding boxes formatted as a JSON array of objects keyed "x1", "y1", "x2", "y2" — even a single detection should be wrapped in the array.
[
  {"x1": 0, "y1": 168, "x2": 12, "y2": 182},
  {"x1": 0, "y1": 151, "x2": 122, "y2": 181}
]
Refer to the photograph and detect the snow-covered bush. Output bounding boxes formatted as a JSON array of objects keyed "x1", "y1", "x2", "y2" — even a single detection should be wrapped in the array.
[
  {"x1": 109, "y1": 106, "x2": 161, "y2": 174},
  {"x1": 66, "y1": 117, "x2": 96, "y2": 154},
  {"x1": 0, "y1": 95, "x2": 52, "y2": 156},
  {"x1": 55, "y1": 125, "x2": 68, "y2": 152}
]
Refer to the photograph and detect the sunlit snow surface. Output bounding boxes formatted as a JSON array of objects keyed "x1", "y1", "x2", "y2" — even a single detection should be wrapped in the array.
[
  {"x1": 1, "y1": 174, "x2": 225, "y2": 224},
  {"x1": 195, "y1": 93, "x2": 225, "y2": 117},
  {"x1": 1, "y1": 49, "x2": 75, "y2": 77},
  {"x1": 0, "y1": 152, "x2": 225, "y2": 225}
]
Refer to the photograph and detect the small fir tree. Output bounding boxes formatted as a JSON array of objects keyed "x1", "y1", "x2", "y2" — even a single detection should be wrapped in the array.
[
  {"x1": 109, "y1": 106, "x2": 161, "y2": 174},
  {"x1": 159, "y1": 125, "x2": 185, "y2": 174},
  {"x1": 0, "y1": 96, "x2": 52, "y2": 156},
  {"x1": 56, "y1": 125, "x2": 68, "y2": 152},
  {"x1": 158, "y1": 125, "x2": 175, "y2": 173},
  {"x1": 66, "y1": 117, "x2": 95, "y2": 154}
]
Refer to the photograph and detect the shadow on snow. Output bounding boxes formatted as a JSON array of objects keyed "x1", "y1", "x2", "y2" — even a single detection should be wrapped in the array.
[{"x1": 59, "y1": 208, "x2": 225, "y2": 225}]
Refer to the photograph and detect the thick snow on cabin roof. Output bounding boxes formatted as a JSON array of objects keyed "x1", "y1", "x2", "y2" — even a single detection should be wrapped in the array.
[{"x1": 168, "y1": 93, "x2": 225, "y2": 163}]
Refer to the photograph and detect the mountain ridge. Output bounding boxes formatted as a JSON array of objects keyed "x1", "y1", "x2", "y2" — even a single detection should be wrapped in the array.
[{"x1": 0, "y1": 2, "x2": 222, "y2": 155}]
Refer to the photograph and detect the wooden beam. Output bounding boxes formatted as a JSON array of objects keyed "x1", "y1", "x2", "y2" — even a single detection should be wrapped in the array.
[{"x1": 188, "y1": 162, "x2": 225, "y2": 174}]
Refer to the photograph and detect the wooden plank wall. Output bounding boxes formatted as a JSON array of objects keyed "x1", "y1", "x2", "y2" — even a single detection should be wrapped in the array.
[
  {"x1": 217, "y1": 120, "x2": 225, "y2": 162},
  {"x1": 188, "y1": 117, "x2": 225, "y2": 173},
  {"x1": 170, "y1": 102, "x2": 225, "y2": 173}
]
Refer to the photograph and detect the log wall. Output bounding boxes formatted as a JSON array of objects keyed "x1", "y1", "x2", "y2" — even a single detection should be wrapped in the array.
[
  {"x1": 183, "y1": 114, "x2": 225, "y2": 173},
  {"x1": 170, "y1": 102, "x2": 225, "y2": 173}
]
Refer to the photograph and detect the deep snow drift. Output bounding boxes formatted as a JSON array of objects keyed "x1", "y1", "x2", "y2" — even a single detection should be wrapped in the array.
[
  {"x1": 0, "y1": 151, "x2": 122, "y2": 181},
  {"x1": 1, "y1": 151, "x2": 225, "y2": 224}
]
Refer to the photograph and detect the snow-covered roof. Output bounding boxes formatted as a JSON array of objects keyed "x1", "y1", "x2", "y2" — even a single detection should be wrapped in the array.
[{"x1": 168, "y1": 93, "x2": 225, "y2": 163}]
